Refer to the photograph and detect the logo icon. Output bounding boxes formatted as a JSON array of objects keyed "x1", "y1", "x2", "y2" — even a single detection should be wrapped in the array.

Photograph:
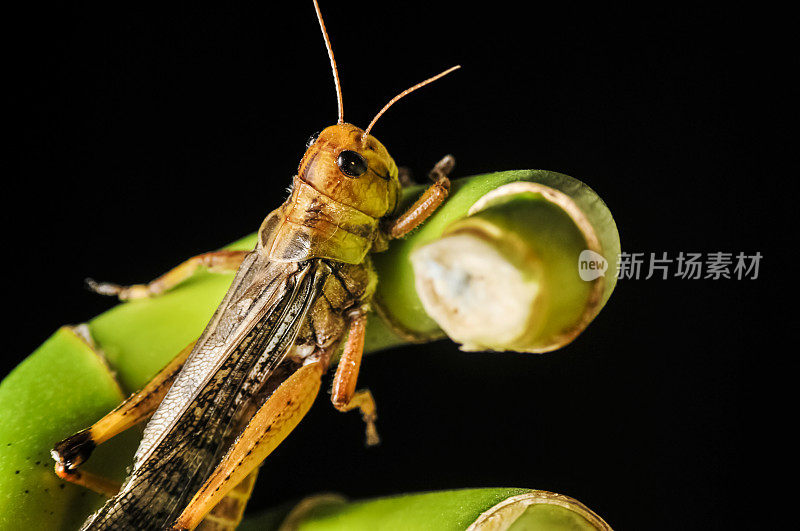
[{"x1": 578, "y1": 250, "x2": 608, "y2": 281}]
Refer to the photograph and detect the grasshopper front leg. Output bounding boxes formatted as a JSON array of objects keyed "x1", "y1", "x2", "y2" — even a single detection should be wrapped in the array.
[
  {"x1": 387, "y1": 155, "x2": 455, "y2": 238},
  {"x1": 87, "y1": 249, "x2": 249, "y2": 300},
  {"x1": 331, "y1": 308, "x2": 379, "y2": 446},
  {"x1": 51, "y1": 340, "x2": 196, "y2": 495}
]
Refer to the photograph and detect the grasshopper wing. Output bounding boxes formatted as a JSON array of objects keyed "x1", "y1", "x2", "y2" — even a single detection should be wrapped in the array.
[{"x1": 82, "y1": 255, "x2": 329, "y2": 530}]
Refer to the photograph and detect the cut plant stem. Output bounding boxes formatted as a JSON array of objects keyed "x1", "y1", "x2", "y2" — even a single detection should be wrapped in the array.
[
  {"x1": 410, "y1": 182, "x2": 605, "y2": 352},
  {"x1": 373, "y1": 172, "x2": 620, "y2": 352}
]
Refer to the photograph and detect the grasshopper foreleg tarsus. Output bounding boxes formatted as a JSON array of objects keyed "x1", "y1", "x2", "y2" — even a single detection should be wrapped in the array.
[
  {"x1": 331, "y1": 308, "x2": 380, "y2": 446},
  {"x1": 429, "y1": 153, "x2": 455, "y2": 181},
  {"x1": 334, "y1": 388, "x2": 380, "y2": 447},
  {"x1": 387, "y1": 154, "x2": 455, "y2": 239},
  {"x1": 86, "y1": 249, "x2": 249, "y2": 300}
]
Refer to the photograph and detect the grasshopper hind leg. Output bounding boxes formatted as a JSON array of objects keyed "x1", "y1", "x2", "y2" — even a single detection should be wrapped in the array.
[
  {"x1": 51, "y1": 340, "x2": 196, "y2": 495},
  {"x1": 52, "y1": 429, "x2": 124, "y2": 497},
  {"x1": 196, "y1": 468, "x2": 260, "y2": 531},
  {"x1": 51, "y1": 428, "x2": 95, "y2": 470},
  {"x1": 172, "y1": 361, "x2": 325, "y2": 530}
]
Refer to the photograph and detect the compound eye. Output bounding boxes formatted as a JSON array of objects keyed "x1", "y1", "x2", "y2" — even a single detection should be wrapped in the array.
[{"x1": 336, "y1": 150, "x2": 368, "y2": 178}]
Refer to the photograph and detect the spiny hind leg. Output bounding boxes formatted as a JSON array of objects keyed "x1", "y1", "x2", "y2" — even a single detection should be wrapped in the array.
[
  {"x1": 87, "y1": 249, "x2": 249, "y2": 300},
  {"x1": 331, "y1": 309, "x2": 379, "y2": 446},
  {"x1": 52, "y1": 339, "x2": 197, "y2": 494},
  {"x1": 387, "y1": 154, "x2": 455, "y2": 238},
  {"x1": 173, "y1": 362, "x2": 324, "y2": 530}
]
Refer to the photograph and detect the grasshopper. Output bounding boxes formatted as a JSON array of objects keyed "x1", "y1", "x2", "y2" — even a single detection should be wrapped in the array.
[{"x1": 50, "y1": 1, "x2": 459, "y2": 529}]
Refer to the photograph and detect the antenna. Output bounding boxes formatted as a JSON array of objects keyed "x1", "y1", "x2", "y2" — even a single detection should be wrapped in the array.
[
  {"x1": 362, "y1": 65, "x2": 461, "y2": 141},
  {"x1": 312, "y1": 0, "x2": 344, "y2": 124}
]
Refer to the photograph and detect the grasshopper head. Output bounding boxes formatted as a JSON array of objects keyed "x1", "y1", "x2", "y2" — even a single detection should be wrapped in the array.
[
  {"x1": 291, "y1": 0, "x2": 457, "y2": 222},
  {"x1": 298, "y1": 123, "x2": 401, "y2": 219}
]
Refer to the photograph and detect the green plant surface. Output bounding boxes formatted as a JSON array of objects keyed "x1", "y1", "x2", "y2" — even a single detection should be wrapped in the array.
[
  {"x1": 241, "y1": 488, "x2": 530, "y2": 530},
  {"x1": 0, "y1": 327, "x2": 141, "y2": 530}
]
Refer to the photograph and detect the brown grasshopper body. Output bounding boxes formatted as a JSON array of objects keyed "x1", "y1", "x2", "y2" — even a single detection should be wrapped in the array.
[{"x1": 50, "y1": 2, "x2": 458, "y2": 529}]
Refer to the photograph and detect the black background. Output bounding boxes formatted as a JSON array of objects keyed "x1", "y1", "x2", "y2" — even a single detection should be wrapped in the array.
[{"x1": 8, "y1": 2, "x2": 783, "y2": 530}]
